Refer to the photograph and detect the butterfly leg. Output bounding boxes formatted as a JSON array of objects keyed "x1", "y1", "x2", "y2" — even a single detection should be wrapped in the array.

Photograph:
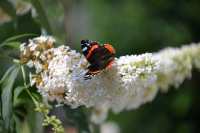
[{"x1": 84, "y1": 65, "x2": 101, "y2": 80}]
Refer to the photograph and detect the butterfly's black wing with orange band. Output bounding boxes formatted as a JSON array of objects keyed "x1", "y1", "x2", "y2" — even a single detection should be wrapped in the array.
[{"x1": 81, "y1": 40, "x2": 115, "y2": 79}]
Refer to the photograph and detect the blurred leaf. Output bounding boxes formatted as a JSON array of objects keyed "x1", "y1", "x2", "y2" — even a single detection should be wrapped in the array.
[
  {"x1": 13, "y1": 87, "x2": 43, "y2": 133},
  {"x1": 29, "y1": 0, "x2": 52, "y2": 34},
  {"x1": 0, "y1": 64, "x2": 20, "y2": 131},
  {"x1": 0, "y1": 65, "x2": 15, "y2": 84},
  {"x1": 171, "y1": 90, "x2": 192, "y2": 117},
  {"x1": 64, "y1": 106, "x2": 91, "y2": 133},
  {"x1": 0, "y1": 33, "x2": 38, "y2": 48},
  {"x1": 0, "y1": 0, "x2": 16, "y2": 19},
  {"x1": 14, "y1": 116, "x2": 31, "y2": 133},
  {"x1": 14, "y1": 86, "x2": 26, "y2": 100},
  {"x1": 16, "y1": 11, "x2": 41, "y2": 35},
  {"x1": 27, "y1": 107, "x2": 43, "y2": 133},
  {"x1": 175, "y1": 123, "x2": 193, "y2": 133},
  {"x1": 0, "y1": 10, "x2": 41, "y2": 42},
  {"x1": 0, "y1": 22, "x2": 16, "y2": 43},
  {"x1": 0, "y1": 41, "x2": 21, "y2": 49},
  {"x1": 13, "y1": 86, "x2": 26, "y2": 106}
]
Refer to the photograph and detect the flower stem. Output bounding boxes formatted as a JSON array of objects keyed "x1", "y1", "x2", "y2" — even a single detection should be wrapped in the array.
[{"x1": 21, "y1": 65, "x2": 38, "y2": 105}]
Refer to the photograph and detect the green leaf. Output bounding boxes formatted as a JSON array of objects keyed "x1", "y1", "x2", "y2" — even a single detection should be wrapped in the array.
[
  {"x1": 0, "y1": 64, "x2": 20, "y2": 131},
  {"x1": 0, "y1": 33, "x2": 38, "y2": 48},
  {"x1": 0, "y1": 41, "x2": 21, "y2": 49},
  {"x1": 13, "y1": 86, "x2": 26, "y2": 106},
  {"x1": 64, "y1": 106, "x2": 91, "y2": 133},
  {"x1": 27, "y1": 108, "x2": 43, "y2": 133},
  {"x1": 14, "y1": 116, "x2": 31, "y2": 133},
  {"x1": 14, "y1": 86, "x2": 26, "y2": 100},
  {"x1": 0, "y1": 65, "x2": 15, "y2": 84}
]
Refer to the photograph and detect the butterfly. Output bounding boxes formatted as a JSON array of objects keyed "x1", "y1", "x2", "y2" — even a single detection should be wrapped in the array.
[{"x1": 81, "y1": 40, "x2": 116, "y2": 79}]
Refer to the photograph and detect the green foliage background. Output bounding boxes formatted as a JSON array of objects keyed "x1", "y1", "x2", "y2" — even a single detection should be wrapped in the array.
[{"x1": 0, "y1": 0, "x2": 200, "y2": 133}]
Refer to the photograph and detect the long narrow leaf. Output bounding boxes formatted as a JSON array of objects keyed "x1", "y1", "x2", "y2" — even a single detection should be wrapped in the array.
[
  {"x1": 14, "y1": 116, "x2": 31, "y2": 133},
  {"x1": 0, "y1": 65, "x2": 15, "y2": 84},
  {"x1": 13, "y1": 86, "x2": 26, "y2": 106},
  {"x1": 0, "y1": 33, "x2": 38, "y2": 47},
  {"x1": 1, "y1": 65, "x2": 20, "y2": 131},
  {"x1": 0, "y1": 42, "x2": 21, "y2": 49}
]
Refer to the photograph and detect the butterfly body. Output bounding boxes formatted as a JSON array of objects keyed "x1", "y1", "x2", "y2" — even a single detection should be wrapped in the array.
[{"x1": 81, "y1": 40, "x2": 115, "y2": 79}]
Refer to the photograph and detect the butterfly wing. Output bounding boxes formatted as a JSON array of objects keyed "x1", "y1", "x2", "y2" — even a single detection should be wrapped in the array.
[
  {"x1": 81, "y1": 40, "x2": 115, "y2": 79},
  {"x1": 87, "y1": 46, "x2": 115, "y2": 70},
  {"x1": 84, "y1": 48, "x2": 107, "y2": 79},
  {"x1": 103, "y1": 44, "x2": 116, "y2": 54}
]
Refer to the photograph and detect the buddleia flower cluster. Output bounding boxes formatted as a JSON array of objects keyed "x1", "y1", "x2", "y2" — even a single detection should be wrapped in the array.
[
  {"x1": 154, "y1": 44, "x2": 200, "y2": 92},
  {"x1": 20, "y1": 36, "x2": 200, "y2": 124},
  {"x1": 100, "y1": 122, "x2": 120, "y2": 133}
]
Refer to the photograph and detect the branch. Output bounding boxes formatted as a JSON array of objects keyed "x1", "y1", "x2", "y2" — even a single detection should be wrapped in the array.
[{"x1": 19, "y1": 36, "x2": 200, "y2": 115}]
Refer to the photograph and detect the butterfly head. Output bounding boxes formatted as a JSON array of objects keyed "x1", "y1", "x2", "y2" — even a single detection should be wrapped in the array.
[{"x1": 81, "y1": 40, "x2": 98, "y2": 56}]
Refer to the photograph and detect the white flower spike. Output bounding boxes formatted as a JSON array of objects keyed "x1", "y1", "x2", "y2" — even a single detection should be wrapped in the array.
[{"x1": 20, "y1": 36, "x2": 200, "y2": 114}]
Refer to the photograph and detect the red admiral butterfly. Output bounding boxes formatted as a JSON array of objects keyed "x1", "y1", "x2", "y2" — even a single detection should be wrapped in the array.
[{"x1": 81, "y1": 40, "x2": 116, "y2": 79}]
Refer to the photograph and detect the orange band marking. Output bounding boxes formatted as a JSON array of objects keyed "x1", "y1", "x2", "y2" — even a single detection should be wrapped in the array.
[
  {"x1": 86, "y1": 44, "x2": 99, "y2": 59},
  {"x1": 106, "y1": 60, "x2": 114, "y2": 69},
  {"x1": 104, "y1": 44, "x2": 116, "y2": 54}
]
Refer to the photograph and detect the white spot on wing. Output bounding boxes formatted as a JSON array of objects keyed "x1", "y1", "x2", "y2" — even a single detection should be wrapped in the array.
[{"x1": 82, "y1": 47, "x2": 88, "y2": 52}]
